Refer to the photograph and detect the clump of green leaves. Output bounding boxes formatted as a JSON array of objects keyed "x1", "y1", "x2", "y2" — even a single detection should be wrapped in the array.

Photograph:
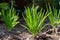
[
  {"x1": 1, "y1": 4, "x2": 19, "y2": 31},
  {"x1": 0, "y1": 3, "x2": 9, "y2": 10},
  {"x1": 21, "y1": 5, "x2": 51, "y2": 36},
  {"x1": 0, "y1": 3, "x2": 9, "y2": 21},
  {"x1": 48, "y1": 5, "x2": 60, "y2": 34}
]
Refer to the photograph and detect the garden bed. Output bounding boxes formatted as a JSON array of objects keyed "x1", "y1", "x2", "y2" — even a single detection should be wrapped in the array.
[
  {"x1": 0, "y1": 19, "x2": 60, "y2": 40},
  {"x1": 0, "y1": 1, "x2": 60, "y2": 40}
]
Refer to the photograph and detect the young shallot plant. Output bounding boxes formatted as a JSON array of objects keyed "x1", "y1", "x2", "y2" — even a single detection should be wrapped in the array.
[
  {"x1": 48, "y1": 5, "x2": 60, "y2": 35},
  {"x1": 1, "y1": 5, "x2": 19, "y2": 31},
  {"x1": 21, "y1": 5, "x2": 51, "y2": 36}
]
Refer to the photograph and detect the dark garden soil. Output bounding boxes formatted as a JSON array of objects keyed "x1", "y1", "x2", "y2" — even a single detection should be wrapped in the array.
[{"x1": 0, "y1": 19, "x2": 60, "y2": 40}]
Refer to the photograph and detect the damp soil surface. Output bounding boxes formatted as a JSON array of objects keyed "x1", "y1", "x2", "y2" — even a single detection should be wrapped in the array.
[{"x1": 0, "y1": 19, "x2": 60, "y2": 40}]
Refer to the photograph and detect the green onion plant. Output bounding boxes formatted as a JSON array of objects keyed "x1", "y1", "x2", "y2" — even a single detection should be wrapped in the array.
[
  {"x1": 48, "y1": 4, "x2": 60, "y2": 34},
  {"x1": 1, "y1": 4, "x2": 19, "y2": 31},
  {"x1": 21, "y1": 5, "x2": 51, "y2": 36}
]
